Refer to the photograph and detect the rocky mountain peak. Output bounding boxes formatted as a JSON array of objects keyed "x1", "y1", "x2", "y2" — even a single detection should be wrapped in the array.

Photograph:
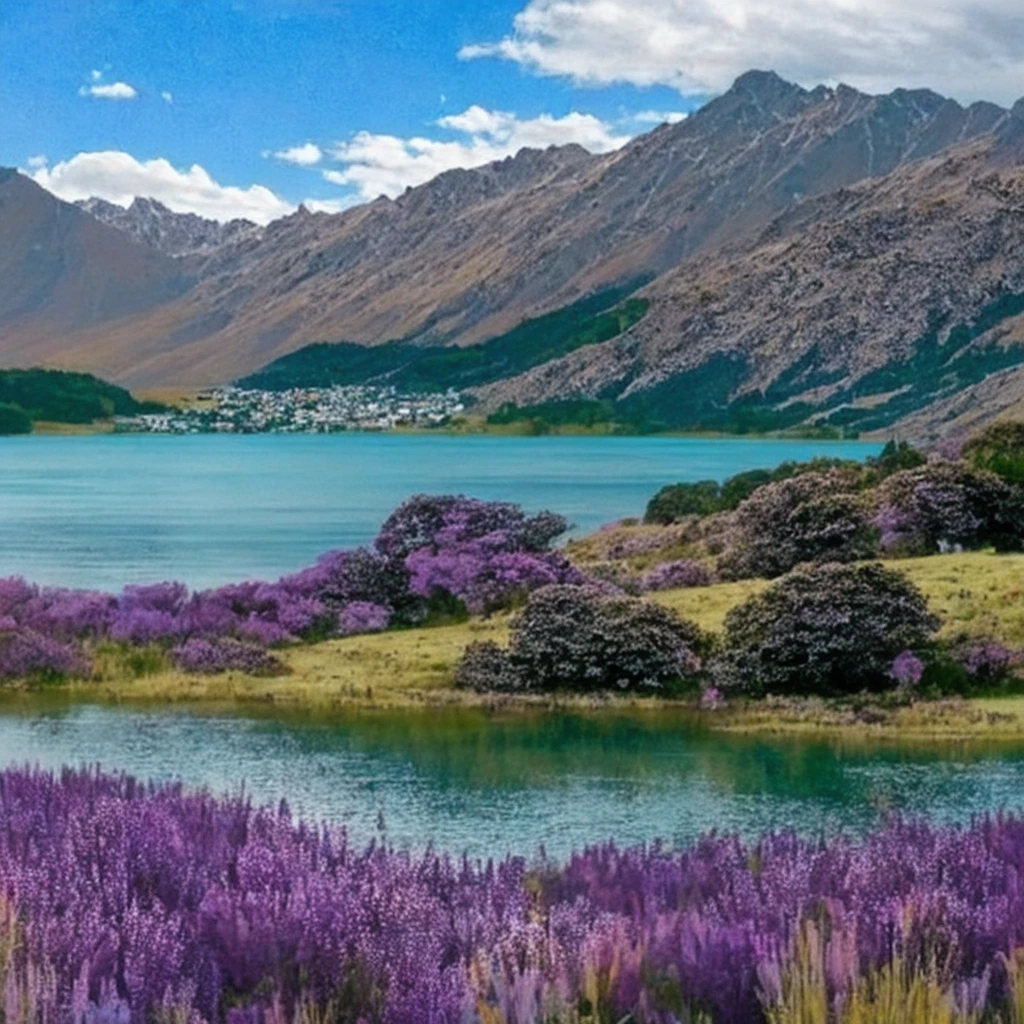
[
  {"x1": 731, "y1": 68, "x2": 806, "y2": 104},
  {"x1": 75, "y1": 195, "x2": 262, "y2": 258}
]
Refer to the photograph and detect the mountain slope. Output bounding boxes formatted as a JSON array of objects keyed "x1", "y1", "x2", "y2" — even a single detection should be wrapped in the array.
[
  {"x1": 5, "y1": 71, "x2": 1012, "y2": 391},
  {"x1": 0, "y1": 171, "x2": 188, "y2": 368},
  {"x1": 474, "y1": 125, "x2": 1024, "y2": 435},
  {"x1": 4, "y1": 71, "x2": 1024, "y2": 439}
]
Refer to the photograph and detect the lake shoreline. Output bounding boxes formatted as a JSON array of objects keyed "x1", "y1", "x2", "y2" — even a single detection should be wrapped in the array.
[{"x1": 3, "y1": 549, "x2": 1022, "y2": 742}]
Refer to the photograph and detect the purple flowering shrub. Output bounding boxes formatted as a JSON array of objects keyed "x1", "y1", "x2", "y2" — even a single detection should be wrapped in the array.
[
  {"x1": 0, "y1": 624, "x2": 91, "y2": 681},
  {"x1": 376, "y1": 494, "x2": 568, "y2": 560},
  {"x1": 876, "y1": 462, "x2": 1024, "y2": 555},
  {"x1": 456, "y1": 584, "x2": 706, "y2": 694},
  {"x1": 0, "y1": 496, "x2": 583, "y2": 682},
  {"x1": 716, "y1": 563, "x2": 941, "y2": 697},
  {"x1": 337, "y1": 600, "x2": 391, "y2": 636},
  {"x1": 170, "y1": 637, "x2": 285, "y2": 675},
  {"x1": 8, "y1": 768, "x2": 1024, "y2": 1022},
  {"x1": 938, "y1": 637, "x2": 1023, "y2": 688},
  {"x1": 718, "y1": 472, "x2": 877, "y2": 580},
  {"x1": 890, "y1": 649, "x2": 925, "y2": 690},
  {"x1": 643, "y1": 558, "x2": 713, "y2": 591},
  {"x1": 380, "y1": 494, "x2": 581, "y2": 616}
]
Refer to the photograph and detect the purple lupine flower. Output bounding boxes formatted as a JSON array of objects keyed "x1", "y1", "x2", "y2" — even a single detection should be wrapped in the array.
[{"x1": 701, "y1": 686, "x2": 725, "y2": 710}]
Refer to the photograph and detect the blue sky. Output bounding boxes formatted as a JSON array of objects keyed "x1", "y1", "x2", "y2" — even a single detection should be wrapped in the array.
[{"x1": 4, "y1": 0, "x2": 1023, "y2": 222}]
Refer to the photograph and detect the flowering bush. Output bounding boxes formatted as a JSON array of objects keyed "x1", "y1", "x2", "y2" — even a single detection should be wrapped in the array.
[
  {"x1": 876, "y1": 462, "x2": 1024, "y2": 555},
  {"x1": 169, "y1": 637, "x2": 285, "y2": 675},
  {"x1": 376, "y1": 494, "x2": 568, "y2": 560},
  {"x1": 0, "y1": 496, "x2": 580, "y2": 681},
  {"x1": 337, "y1": 600, "x2": 391, "y2": 636},
  {"x1": 0, "y1": 625, "x2": 90, "y2": 681},
  {"x1": 719, "y1": 473, "x2": 877, "y2": 579},
  {"x1": 890, "y1": 649, "x2": 925, "y2": 689},
  {"x1": 457, "y1": 584, "x2": 706, "y2": 694},
  {"x1": 954, "y1": 638, "x2": 1019, "y2": 682},
  {"x1": 716, "y1": 562, "x2": 940, "y2": 697},
  {"x1": 8, "y1": 769, "x2": 1024, "y2": 1023},
  {"x1": 643, "y1": 558, "x2": 713, "y2": 591},
  {"x1": 453, "y1": 640, "x2": 527, "y2": 693}
]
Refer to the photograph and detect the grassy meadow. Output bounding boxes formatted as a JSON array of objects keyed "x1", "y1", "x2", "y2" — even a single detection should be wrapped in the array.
[{"x1": 53, "y1": 550, "x2": 1024, "y2": 739}]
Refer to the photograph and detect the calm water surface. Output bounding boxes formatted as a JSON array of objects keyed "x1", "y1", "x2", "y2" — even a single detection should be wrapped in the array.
[
  {"x1": 0, "y1": 434, "x2": 879, "y2": 589},
  {"x1": 1, "y1": 700, "x2": 1023, "y2": 859}
]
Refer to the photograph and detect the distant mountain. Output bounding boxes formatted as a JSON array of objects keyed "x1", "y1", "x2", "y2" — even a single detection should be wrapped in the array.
[
  {"x1": 0, "y1": 169, "x2": 188, "y2": 371},
  {"x1": 76, "y1": 196, "x2": 261, "y2": 258},
  {"x1": 5, "y1": 71, "x2": 1024, "y2": 437}
]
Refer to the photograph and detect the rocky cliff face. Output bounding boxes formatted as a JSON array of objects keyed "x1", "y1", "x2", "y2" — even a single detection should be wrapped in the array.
[
  {"x1": 76, "y1": 196, "x2": 262, "y2": 258},
  {"x1": 4, "y1": 71, "x2": 1024, "y2": 436}
]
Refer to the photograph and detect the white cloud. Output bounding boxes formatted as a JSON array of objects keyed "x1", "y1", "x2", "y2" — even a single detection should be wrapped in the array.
[
  {"x1": 270, "y1": 142, "x2": 323, "y2": 166},
  {"x1": 90, "y1": 69, "x2": 102, "y2": 82},
  {"x1": 302, "y1": 197, "x2": 358, "y2": 215},
  {"x1": 79, "y1": 81, "x2": 138, "y2": 100},
  {"x1": 327, "y1": 105, "x2": 629, "y2": 202},
  {"x1": 26, "y1": 155, "x2": 48, "y2": 169},
  {"x1": 26, "y1": 151, "x2": 295, "y2": 224},
  {"x1": 461, "y1": 0, "x2": 1024, "y2": 104},
  {"x1": 161, "y1": 91, "x2": 174, "y2": 104},
  {"x1": 632, "y1": 110, "x2": 688, "y2": 126}
]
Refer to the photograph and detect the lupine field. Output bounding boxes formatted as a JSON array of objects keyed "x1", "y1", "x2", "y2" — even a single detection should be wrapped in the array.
[{"x1": 3, "y1": 767, "x2": 1024, "y2": 1023}]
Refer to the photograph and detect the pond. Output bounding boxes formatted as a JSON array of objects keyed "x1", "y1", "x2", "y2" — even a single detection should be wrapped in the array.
[
  {"x1": 0, "y1": 433, "x2": 879, "y2": 589},
  {"x1": 2, "y1": 699, "x2": 1023, "y2": 858}
]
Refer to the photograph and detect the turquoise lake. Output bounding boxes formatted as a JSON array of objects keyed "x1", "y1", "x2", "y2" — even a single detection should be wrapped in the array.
[
  {"x1": 2, "y1": 701, "x2": 1024, "y2": 858},
  {"x1": 9, "y1": 430, "x2": 1013, "y2": 861},
  {"x1": 0, "y1": 433, "x2": 879, "y2": 589}
]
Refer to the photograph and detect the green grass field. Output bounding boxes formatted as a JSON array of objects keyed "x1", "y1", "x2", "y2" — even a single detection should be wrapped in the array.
[{"x1": 54, "y1": 552, "x2": 1024, "y2": 739}]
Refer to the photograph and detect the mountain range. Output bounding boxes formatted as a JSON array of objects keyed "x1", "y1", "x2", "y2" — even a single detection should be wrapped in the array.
[{"x1": 5, "y1": 70, "x2": 1024, "y2": 436}]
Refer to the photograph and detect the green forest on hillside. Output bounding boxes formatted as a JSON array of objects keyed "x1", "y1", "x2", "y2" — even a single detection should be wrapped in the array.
[
  {"x1": 0, "y1": 369, "x2": 165, "y2": 435},
  {"x1": 238, "y1": 282, "x2": 651, "y2": 394}
]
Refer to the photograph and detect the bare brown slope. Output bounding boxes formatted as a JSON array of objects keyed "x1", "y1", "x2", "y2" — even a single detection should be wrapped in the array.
[
  {"x1": 31, "y1": 72, "x2": 1010, "y2": 387},
  {"x1": 473, "y1": 117, "x2": 1024, "y2": 432},
  {"x1": 0, "y1": 171, "x2": 188, "y2": 366}
]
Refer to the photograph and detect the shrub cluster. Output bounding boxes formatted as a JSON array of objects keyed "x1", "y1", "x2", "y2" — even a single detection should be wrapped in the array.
[
  {"x1": 169, "y1": 637, "x2": 285, "y2": 675},
  {"x1": 639, "y1": 432, "x2": 1024, "y2": 582},
  {"x1": 715, "y1": 562, "x2": 941, "y2": 697},
  {"x1": 963, "y1": 419, "x2": 1024, "y2": 486},
  {"x1": 0, "y1": 495, "x2": 577, "y2": 682},
  {"x1": 456, "y1": 584, "x2": 706, "y2": 694},
  {"x1": 643, "y1": 455, "x2": 870, "y2": 525},
  {"x1": 718, "y1": 472, "x2": 877, "y2": 579},
  {"x1": 642, "y1": 558, "x2": 713, "y2": 591},
  {"x1": 876, "y1": 461, "x2": 1024, "y2": 555}
]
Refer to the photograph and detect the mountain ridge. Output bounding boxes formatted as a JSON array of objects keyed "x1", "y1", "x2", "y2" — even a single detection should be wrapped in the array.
[{"x1": 7, "y1": 70, "x2": 1024, "y2": 437}]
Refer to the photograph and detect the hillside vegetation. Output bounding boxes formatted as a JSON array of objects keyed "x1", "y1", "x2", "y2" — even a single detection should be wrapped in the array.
[
  {"x1": 237, "y1": 285, "x2": 649, "y2": 394},
  {"x1": 0, "y1": 368, "x2": 164, "y2": 434}
]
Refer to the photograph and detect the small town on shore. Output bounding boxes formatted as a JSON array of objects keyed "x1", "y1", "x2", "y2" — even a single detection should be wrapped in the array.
[{"x1": 116, "y1": 385, "x2": 467, "y2": 434}]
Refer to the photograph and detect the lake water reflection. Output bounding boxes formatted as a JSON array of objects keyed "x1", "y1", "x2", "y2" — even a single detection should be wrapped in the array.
[{"x1": 2, "y1": 700, "x2": 1022, "y2": 859}]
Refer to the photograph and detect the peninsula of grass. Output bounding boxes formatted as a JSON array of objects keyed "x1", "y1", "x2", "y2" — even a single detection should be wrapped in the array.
[{"x1": 22, "y1": 551, "x2": 1021, "y2": 742}]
